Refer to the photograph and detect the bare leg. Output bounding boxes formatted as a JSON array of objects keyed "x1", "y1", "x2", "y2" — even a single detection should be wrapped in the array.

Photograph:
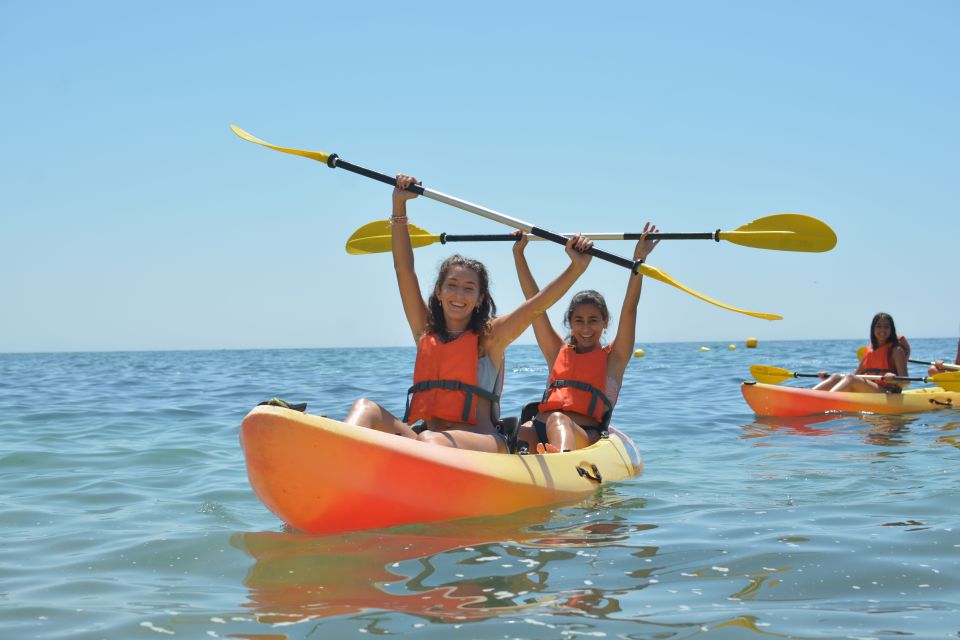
[
  {"x1": 830, "y1": 374, "x2": 887, "y2": 394},
  {"x1": 344, "y1": 398, "x2": 418, "y2": 438},
  {"x1": 544, "y1": 412, "x2": 596, "y2": 452},
  {"x1": 813, "y1": 373, "x2": 842, "y2": 391},
  {"x1": 417, "y1": 429, "x2": 508, "y2": 453}
]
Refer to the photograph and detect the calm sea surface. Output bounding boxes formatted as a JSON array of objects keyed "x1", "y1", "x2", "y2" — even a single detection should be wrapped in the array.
[{"x1": 2, "y1": 339, "x2": 958, "y2": 639}]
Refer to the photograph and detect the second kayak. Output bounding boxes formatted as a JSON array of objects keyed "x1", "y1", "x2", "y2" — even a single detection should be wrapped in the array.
[
  {"x1": 240, "y1": 404, "x2": 643, "y2": 535},
  {"x1": 741, "y1": 381, "x2": 959, "y2": 417}
]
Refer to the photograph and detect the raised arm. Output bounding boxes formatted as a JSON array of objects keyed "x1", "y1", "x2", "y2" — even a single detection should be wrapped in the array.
[
  {"x1": 487, "y1": 235, "x2": 593, "y2": 354},
  {"x1": 608, "y1": 223, "x2": 660, "y2": 381},
  {"x1": 391, "y1": 174, "x2": 429, "y2": 341},
  {"x1": 512, "y1": 231, "x2": 564, "y2": 366}
]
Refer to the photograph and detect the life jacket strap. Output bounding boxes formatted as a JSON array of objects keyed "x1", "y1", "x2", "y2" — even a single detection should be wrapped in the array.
[
  {"x1": 542, "y1": 379, "x2": 614, "y2": 430},
  {"x1": 404, "y1": 380, "x2": 500, "y2": 423}
]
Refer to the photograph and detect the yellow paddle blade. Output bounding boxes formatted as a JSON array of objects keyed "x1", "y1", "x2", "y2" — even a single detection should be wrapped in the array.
[
  {"x1": 345, "y1": 220, "x2": 440, "y2": 255},
  {"x1": 719, "y1": 214, "x2": 837, "y2": 253},
  {"x1": 639, "y1": 264, "x2": 782, "y2": 321},
  {"x1": 231, "y1": 125, "x2": 332, "y2": 164},
  {"x1": 930, "y1": 371, "x2": 960, "y2": 391},
  {"x1": 749, "y1": 364, "x2": 795, "y2": 384}
]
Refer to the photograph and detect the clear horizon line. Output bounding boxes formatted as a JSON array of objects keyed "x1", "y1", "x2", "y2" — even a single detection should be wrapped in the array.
[{"x1": 1, "y1": 335, "x2": 954, "y2": 357}]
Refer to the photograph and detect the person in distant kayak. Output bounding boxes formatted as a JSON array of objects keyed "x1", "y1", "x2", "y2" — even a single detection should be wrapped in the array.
[
  {"x1": 813, "y1": 312, "x2": 908, "y2": 394},
  {"x1": 511, "y1": 223, "x2": 659, "y2": 453},
  {"x1": 928, "y1": 336, "x2": 960, "y2": 376},
  {"x1": 343, "y1": 174, "x2": 594, "y2": 453}
]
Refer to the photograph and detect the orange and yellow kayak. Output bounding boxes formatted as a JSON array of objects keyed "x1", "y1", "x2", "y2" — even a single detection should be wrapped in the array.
[
  {"x1": 240, "y1": 405, "x2": 643, "y2": 535},
  {"x1": 741, "y1": 381, "x2": 958, "y2": 417}
]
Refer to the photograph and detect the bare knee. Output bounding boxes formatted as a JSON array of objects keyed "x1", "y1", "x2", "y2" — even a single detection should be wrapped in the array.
[
  {"x1": 545, "y1": 413, "x2": 577, "y2": 449},
  {"x1": 832, "y1": 374, "x2": 859, "y2": 392},
  {"x1": 814, "y1": 373, "x2": 842, "y2": 390},
  {"x1": 345, "y1": 398, "x2": 381, "y2": 427}
]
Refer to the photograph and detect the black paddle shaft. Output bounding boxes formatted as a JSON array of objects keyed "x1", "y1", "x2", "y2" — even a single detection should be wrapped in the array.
[{"x1": 440, "y1": 232, "x2": 717, "y2": 242}]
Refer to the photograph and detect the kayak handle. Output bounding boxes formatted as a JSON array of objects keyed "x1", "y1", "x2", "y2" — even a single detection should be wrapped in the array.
[{"x1": 577, "y1": 464, "x2": 603, "y2": 484}]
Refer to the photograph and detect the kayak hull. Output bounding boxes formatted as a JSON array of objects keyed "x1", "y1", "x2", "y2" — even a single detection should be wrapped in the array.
[
  {"x1": 741, "y1": 381, "x2": 958, "y2": 417},
  {"x1": 240, "y1": 405, "x2": 643, "y2": 534}
]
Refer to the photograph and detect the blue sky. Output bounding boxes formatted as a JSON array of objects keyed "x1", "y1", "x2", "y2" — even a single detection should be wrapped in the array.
[{"x1": 2, "y1": 1, "x2": 957, "y2": 353}]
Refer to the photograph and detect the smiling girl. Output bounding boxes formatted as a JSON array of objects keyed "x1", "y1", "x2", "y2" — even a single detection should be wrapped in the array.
[
  {"x1": 343, "y1": 174, "x2": 594, "y2": 453},
  {"x1": 813, "y1": 312, "x2": 908, "y2": 393},
  {"x1": 512, "y1": 223, "x2": 659, "y2": 452}
]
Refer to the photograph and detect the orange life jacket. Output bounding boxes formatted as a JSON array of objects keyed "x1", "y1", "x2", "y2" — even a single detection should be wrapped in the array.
[
  {"x1": 404, "y1": 332, "x2": 500, "y2": 425},
  {"x1": 860, "y1": 341, "x2": 897, "y2": 376},
  {"x1": 860, "y1": 341, "x2": 904, "y2": 391},
  {"x1": 538, "y1": 344, "x2": 613, "y2": 425}
]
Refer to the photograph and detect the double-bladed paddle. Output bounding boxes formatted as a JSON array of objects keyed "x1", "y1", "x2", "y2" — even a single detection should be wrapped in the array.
[
  {"x1": 345, "y1": 215, "x2": 836, "y2": 255},
  {"x1": 342, "y1": 223, "x2": 776, "y2": 320},
  {"x1": 231, "y1": 125, "x2": 784, "y2": 321},
  {"x1": 749, "y1": 364, "x2": 960, "y2": 391}
]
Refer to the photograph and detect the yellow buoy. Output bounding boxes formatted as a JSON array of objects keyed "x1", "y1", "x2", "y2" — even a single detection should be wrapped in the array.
[
  {"x1": 699, "y1": 346, "x2": 711, "y2": 352},
  {"x1": 633, "y1": 348, "x2": 645, "y2": 358},
  {"x1": 728, "y1": 344, "x2": 736, "y2": 350},
  {"x1": 857, "y1": 345, "x2": 868, "y2": 360},
  {"x1": 745, "y1": 337, "x2": 758, "y2": 348}
]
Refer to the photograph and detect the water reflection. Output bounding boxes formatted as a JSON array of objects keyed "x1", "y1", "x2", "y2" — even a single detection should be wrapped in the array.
[
  {"x1": 741, "y1": 413, "x2": 847, "y2": 440},
  {"x1": 860, "y1": 413, "x2": 915, "y2": 446},
  {"x1": 232, "y1": 498, "x2": 659, "y2": 626},
  {"x1": 935, "y1": 417, "x2": 960, "y2": 448},
  {"x1": 741, "y1": 412, "x2": 916, "y2": 446}
]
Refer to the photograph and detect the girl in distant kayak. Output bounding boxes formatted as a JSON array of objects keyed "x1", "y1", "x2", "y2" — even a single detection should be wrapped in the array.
[
  {"x1": 813, "y1": 312, "x2": 908, "y2": 393},
  {"x1": 512, "y1": 223, "x2": 659, "y2": 453},
  {"x1": 344, "y1": 174, "x2": 594, "y2": 453}
]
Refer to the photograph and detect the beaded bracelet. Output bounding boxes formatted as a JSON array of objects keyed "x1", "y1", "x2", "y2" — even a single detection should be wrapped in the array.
[{"x1": 389, "y1": 216, "x2": 408, "y2": 225}]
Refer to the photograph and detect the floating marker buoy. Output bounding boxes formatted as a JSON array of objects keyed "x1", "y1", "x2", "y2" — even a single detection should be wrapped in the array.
[
  {"x1": 728, "y1": 344, "x2": 736, "y2": 350},
  {"x1": 857, "y1": 345, "x2": 868, "y2": 360},
  {"x1": 633, "y1": 348, "x2": 645, "y2": 358},
  {"x1": 699, "y1": 346, "x2": 711, "y2": 352},
  {"x1": 746, "y1": 337, "x2": 758, "y2": 348}
]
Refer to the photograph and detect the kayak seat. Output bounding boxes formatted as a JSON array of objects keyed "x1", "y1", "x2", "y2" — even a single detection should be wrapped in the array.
[
  {"x1": 519, "y1": 401, "x2": 540, "y2": 425},
  {"x1": 508, "y1": 402, "x2": 543, "y2": 455},
  {"x1": 498, "y1": 416, "x2": 520, "y2": 454}
]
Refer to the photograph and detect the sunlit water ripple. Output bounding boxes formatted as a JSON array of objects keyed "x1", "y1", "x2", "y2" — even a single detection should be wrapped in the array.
[{"x1": 1, "y1": 339, "x2": 958, "y2": 638}]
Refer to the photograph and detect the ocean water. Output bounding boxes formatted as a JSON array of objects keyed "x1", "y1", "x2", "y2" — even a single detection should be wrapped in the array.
[{"x1": 1, "y1": 338, "x2": 958, "y2": 639}]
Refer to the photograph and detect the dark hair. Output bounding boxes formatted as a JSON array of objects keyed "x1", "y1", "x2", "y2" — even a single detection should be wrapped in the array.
[
  {"x1": 425, "y1": 254, "x2": 496, "y2": 342},
  {"x1": 563, "y1": 290, "x2": 609, "y2": 345},
  {"x1": 869, "y1": 311, "x2": 900, "y2": 350}
]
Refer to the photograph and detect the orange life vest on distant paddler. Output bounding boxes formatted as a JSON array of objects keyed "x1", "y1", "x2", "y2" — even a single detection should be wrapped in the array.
[
  {"x1": 860, "y1": 342, "x2": 897, "y2": 377},
  {"x1": 538, "y1": 344, "x2": 613, "y2": 424},
  {"x1": 404, "y1": 331, "x2": 499, "y2": 425},
  {"x1": 860, "y1": 341, "x2": 904, "y2": 392}
]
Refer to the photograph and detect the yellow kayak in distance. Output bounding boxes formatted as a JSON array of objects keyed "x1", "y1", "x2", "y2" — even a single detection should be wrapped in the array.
[
  {"x1": 742, "y1": 381, "x2": 959, "y2": 417},
  {"x1": 240, "y1": 405, "x2": 643, "y2": 535}
]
